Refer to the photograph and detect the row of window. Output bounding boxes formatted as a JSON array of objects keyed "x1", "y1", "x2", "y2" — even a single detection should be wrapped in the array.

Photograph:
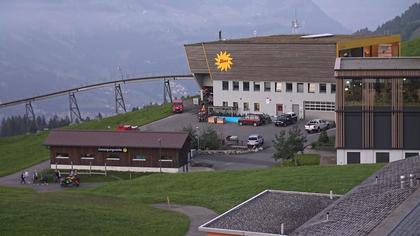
[
  {"x1": 55, "y1": 153, "x2": 172, "y2": 161},
  {"x1": 347, "y1": 152, "x2": 419, "y2": 164},
  {"x1": 222, "y1": 81, "x2": 336, "y2": 94},
  {"x1": 304, "y1": 101, "x2": 336, "y2": 111},
  {"x1": 223, "y1": 101, "x2": 260, "y2": 112}
]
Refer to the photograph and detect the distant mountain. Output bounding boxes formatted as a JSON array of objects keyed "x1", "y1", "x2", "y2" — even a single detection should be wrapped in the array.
[
  {"x1": 0, "y1": 0, "x2": 348, "y2": 119},
  {"x1": 354, "y1": 2, "x2": 420, "y2": 40}
]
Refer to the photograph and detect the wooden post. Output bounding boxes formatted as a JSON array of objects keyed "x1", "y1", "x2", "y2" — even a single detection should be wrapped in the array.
[
  {"x1": 167, "y1": 196, "x2": 171, "y2": 208},
  {"x1": 89, "y1": 162, "x2": 92, "y2": 175},
  {"x1": 104, "y1": 162, "x2": 107, "y2": 176},
  {"x1": 71, "y1": 161, "x2": 73, "y2": 170}
]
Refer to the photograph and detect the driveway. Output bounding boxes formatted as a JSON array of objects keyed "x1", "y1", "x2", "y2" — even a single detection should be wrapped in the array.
[{"x1": 140, "y1": 104, "x2": 335, "y2": 171}]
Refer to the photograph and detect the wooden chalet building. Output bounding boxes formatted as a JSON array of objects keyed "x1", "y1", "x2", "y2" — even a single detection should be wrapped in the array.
[{"x1": 44, "y1": 129, "x2": 191, "y2": 173}]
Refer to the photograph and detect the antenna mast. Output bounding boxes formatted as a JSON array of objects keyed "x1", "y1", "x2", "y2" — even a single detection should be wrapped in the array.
[{"x1": 291, "y1": 9, "x2": 300, "y2": 34}]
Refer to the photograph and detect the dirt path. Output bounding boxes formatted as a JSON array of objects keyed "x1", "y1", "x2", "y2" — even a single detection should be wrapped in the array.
[
  {"x1": 0, "y1": 160, "x2": 99, "y2": 192},
  {"x1": 153, "y1": 203, "x2": 218, "y2": 236}
]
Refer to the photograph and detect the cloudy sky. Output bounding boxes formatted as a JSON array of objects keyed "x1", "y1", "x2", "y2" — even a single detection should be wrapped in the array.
[{"x1": 313, "y1": 0, "x2": 419, "y2": 31}]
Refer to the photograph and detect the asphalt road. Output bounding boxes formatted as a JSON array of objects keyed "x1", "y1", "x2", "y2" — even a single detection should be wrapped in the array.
[{"x1": 140, "y1": 103, "x2": 335, "y2": 171}]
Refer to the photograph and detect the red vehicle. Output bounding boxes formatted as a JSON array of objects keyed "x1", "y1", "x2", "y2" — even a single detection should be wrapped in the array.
[
  {"x1": 116, "y1": 124, "x2": 138, "y2": 131},
  {"x1": 172, "y1": 99, "x2": 184, "y2": 113},
  {"x1": 238, "y1": 114, "x2": 264, "y2": 126}
]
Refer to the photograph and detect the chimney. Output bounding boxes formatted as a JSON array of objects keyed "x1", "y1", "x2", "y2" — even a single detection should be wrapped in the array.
[{"x1": 219, "y1": 30, "x2": 222, "y2": 41}]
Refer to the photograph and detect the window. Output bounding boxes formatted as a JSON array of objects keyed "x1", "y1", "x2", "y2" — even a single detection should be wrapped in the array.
[
  {"x1": 253, "y1": 82, "x2": 260, "y2": 91},
  {"x1": 275, "y1": 82, "x2": 282, "y2": 92},
  {"x1": 286, "y1": 83, "x2": 293, "y2": 92},
  {"x1": 56, "y1": 153, "x2": 69, "y2": 159},
  {"x1": 264, "y1": 82, "x2": 271, "y2": 92},
  {"x1": 222, "y1": 101, "x2": 228, "y2": 107},
  {"x1": 106, "y1": 154, "x2": 120, "y2": 161},
  {"x1": 133, "y1": 154, "x2": 146, "y2": 161},
  {"x1": 405, "y1": 152, "x2": 419, "y2": 158},
  {"x1": 81, "y1": 153, "x2": 94, "y2": 160},
  {"x1": 304, "y1": 101, "x2": 335, "y2": 111},
  {"x1": 243, "y1": 81, "x2": 250, "y2": 91},
  {"x1": 331, "y1": 84, "x2": 336, "y2": 93},
  {"x1": 347, "y1": 152, "x2": 360, "y2": 164},
  {"x1": 254, "y1": 103, "x2": 260, "y2": 112},
  {"x1": 222, "y1": 81, "x2": 229, "y2": 91},
  {"x1": 243, "y1": 102, "x2": 249, "y2": 111},
  {"x1": 376, "y1": 152, "x2": 390, "y2": 163},
  {"x1": 344, "y1": 79, "x2": 362, "y2": 106},
  {"x1": 373, "y1": 79, "x2": 392, "y2": 107},
  {"x1": 308, "y1": 83, "x2": 316, "y2": 93},
  {"x1": 320, "y1": 84, "x2": 327, "y2": 93},
  {"x1": 403, "y1": 78, "x2": 420, "y2": 107},
  {"x1": 297, "y1": 83, "x2": 304, "y2": 93},
  {"x1": 233, "y1": 102, "x2": 238, "y2": 108},
  {"x1": 233, "y1": 81, "x2": 239, "y2": 91}
]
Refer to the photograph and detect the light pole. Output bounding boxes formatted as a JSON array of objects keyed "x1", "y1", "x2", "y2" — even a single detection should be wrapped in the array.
[
  {"x1": 158, "y1": 138, "x2": 162, "y2": 173},
  {"x1": 195, "y1": 126, "x2": 200, "y2": 151}
]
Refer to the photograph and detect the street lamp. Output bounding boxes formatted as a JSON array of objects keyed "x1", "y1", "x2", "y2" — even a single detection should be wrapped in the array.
[
  {"x1": 195, "y1": 126, "x2": 200, "y2": 150},
  {"x1": 158, "y1": 138, "x2": 162, "y2": 173}
]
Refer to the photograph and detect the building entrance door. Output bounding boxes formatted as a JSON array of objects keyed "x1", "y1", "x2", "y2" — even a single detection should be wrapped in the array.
[
  {"x1": 292, "y1": 104, "x2": 299, "y2": 116},
  {"x1": 276, "y1": 104, "x2": 283, "y2": 115}
]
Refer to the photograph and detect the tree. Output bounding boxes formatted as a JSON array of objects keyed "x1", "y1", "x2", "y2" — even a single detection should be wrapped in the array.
[
  {"x1": 318, "y1": 129, "x2": 329, "y2": 144},
  {"x1": 272, "y1": 130, "x2": 290, "y2": 162},
  {"x1": 199, "y1": 127, "x2": 221, "y2": 150},
  {"x1": 273, "y1": 125, "x2": 306, "y2": 166},
  {"x1": 182, "y1": 126, "x2": 198, "y2": 149}
]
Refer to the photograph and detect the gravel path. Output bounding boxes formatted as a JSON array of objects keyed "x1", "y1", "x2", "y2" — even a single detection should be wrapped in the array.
[
  {"x1": 153, "y1": 203, "x2": 218, "y2": 236},
  {"x1": 0, "y1": 160, "x2": 100, "y2": 192}
]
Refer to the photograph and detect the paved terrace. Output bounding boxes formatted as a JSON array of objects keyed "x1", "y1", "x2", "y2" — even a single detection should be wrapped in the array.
[
  {"x1": 200, "y1": 190, "x2": 339, "y2": 235},
  {"x1": 292, "y1": 156, "x2": 420, "y2": 236}
]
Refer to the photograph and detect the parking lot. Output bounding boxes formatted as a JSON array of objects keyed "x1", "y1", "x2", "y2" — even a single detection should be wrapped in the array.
[{"x1": 140, "y1": 105, "x2": 335, "y2": 170}]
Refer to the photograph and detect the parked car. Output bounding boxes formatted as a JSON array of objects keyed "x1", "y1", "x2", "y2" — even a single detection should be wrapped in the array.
[
  {"x1": 247, "y1": 134, "x2": 264, "y2": 148},
  {"x1": 238, "y1": 114, "x2": 264, "y2": 126},
  {"x1": 274, "y1": 114, "x2": 294, "y2": 127},
  {"x1": 285, "y1": 112, "x2": 298, "y2": 123},
  {"x1": 305, "y1": 119, "x2": 329, "y2": 133}
]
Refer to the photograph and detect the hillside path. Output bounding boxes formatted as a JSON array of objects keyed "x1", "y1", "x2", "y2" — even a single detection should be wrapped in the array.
[
  {"x1": 0, "y1": 160, "x2": 99, "y2": 192},
  {"x1": 153, "y1": 203, "x2": 218, "y2": 236}
]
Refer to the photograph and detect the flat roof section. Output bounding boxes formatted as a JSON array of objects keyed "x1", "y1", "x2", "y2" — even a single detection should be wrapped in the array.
[
  {"x1": 335, "y1": 57, "x2": 420, "y2": 71},
  {"x1": 186, "y1": 34, "x2": 399, "y2": 46},
  {"x1": 44, "y1": 129, "x2": 189, "y2": 149},
  {"x1": 199, "y1": 190, "x2": 339, "y2": 235}
]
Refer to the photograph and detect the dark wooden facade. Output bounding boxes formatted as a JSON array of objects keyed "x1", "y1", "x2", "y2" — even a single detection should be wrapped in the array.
[{"x1": 335, "y1": 58, "x2": 420, "y2": 150}]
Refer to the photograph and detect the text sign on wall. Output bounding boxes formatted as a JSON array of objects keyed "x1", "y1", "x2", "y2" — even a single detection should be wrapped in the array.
[{"x1": 98, "y1": 147, "x2": 128, "y2": 153}]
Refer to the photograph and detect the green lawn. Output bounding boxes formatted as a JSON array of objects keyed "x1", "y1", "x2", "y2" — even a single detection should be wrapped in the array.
[
  {"x1": 0, "y1": 187, "x2": 188, "y2": 236},
  {"x1": 0, "y1": 132, "x2": 49, "y2": 176},
  {"x1": 280, "y1": 154, "x2": 321, "y2": 167},
  {"x1": 0, "y1": 164, "x2": 382, "y2": 235},
  {"x1": 402, "y1": 37, "x2": 420, "y2": 56},
  {"x1": 90, "y1": 164, "x2": 383, "y2": 213},
  {"x1": 0, "y1": 104, "x2": 172, "y2": 177},
  {"x1": 70, "y1": 104, "x2": 172, "y2": 130}
]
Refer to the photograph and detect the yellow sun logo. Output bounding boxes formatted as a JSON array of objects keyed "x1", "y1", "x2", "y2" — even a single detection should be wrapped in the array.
[{"x1": 215, "y1": 51, "x2": 233, "y2": 72}]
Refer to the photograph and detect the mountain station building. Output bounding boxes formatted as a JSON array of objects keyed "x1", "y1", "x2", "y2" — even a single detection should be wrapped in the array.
[
  {"x1": 335, "y1": 57, "x2": 420, "y2": 164},
  {"x1": 44, "y1": 129, "x2": 191, "y2": 173},
  {"x1": 184, "y1": 34, "x2": 400, "y2": 120}
]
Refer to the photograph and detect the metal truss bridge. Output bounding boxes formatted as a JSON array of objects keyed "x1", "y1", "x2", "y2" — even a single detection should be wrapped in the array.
[{"x1": 0, "y1": 74, "x2": 194, "y2": 123}]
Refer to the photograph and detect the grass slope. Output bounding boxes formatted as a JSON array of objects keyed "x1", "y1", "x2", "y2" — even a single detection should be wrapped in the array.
[
  {"x1": 402, "y1": 37, "x2": 420, "y2": 56},
  {"x1": 91, "y1": 164, "x2": 383, "y2": 213},
  {"x1": 0, "y1": 132, "x2": 48, "y2": 176},
  {"x1": 0, "y1": 187, "x2": 188, "y2": 236},
  {"x1": 0, "y1": 104, "x2": 172, "y2": 177}
]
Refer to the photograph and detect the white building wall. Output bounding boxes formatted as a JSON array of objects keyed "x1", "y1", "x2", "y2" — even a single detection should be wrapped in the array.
[
  {"x1": 336, "y1": 149, "x2": 420, "y2": 165},
  {"x1": 213, "y1": 80, "x2": 335, "y2": 119}
]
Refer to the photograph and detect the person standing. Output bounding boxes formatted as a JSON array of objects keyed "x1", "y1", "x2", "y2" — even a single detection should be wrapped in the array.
[
  {"x1": 23, "y1": 171, "x2": 29, "y2": 184},
  {"x1": 20, "y1": 172, "x2": 25, "y2": 184},
  {"x1": 32, "y1": 170, "x2": 38, "y2": 184},
  {"x1": 42, "y1": 172, "x2": 48, "y2": 185}
]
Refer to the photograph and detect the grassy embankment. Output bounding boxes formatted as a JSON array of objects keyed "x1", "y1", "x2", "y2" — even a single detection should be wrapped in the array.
[
  {"x1": 0, "y1": 163, "x2": 383, "y2": 235},
  {"x1": 0, "y1": 104, "x2": 172, "y2": 177},
  {"x1": 401, "y1": 37, "x2": 420, "y2": 56}
]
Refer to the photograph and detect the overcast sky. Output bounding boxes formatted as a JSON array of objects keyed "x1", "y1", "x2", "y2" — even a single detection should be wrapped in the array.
[{"x1": 313, "y1": 0, "x2": 419, "y2": 31}]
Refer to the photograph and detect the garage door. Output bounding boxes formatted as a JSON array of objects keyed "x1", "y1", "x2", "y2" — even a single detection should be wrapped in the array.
[{"x1": 304, "y1": 101, "x2": 335, "y2": 120}]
